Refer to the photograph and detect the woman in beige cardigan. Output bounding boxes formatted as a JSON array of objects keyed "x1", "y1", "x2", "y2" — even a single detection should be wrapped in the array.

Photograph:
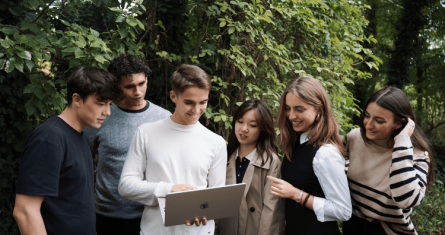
[{"x1": 219, "y1": 100, "x2": 285, "y2": 235}]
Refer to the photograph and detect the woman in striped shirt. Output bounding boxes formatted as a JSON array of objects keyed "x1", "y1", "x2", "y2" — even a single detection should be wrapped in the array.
[{"x1": 343, "y1": 86, "x2": 435, "y2": 235}]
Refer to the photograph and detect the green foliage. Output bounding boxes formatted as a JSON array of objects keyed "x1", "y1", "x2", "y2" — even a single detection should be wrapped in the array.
[
  {"x1": 0, "y1": 0, "x2": 380, "y2": 233},
  {"x1": 411, "y1": 155, "x2": 445, "y2": 235}
]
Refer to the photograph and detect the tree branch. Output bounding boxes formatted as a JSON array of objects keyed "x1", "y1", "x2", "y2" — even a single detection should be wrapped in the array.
[{"x1": 33, "y1": 0, "x2": 56, "y2": 23}]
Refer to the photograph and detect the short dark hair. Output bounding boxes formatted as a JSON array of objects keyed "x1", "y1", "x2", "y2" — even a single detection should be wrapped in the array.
[
  {"x1": 359, "y1": 86, "x2": 435, "y2": 189},
  {"x1": 171, "y1": 64, "x2": 212, "y2": 94},
  {"x1": 66, "y1": 67, "x2": 122, "y2": 106},
  {"x1": 107, "y1": 54, "x2": 150, "y2": 83}
]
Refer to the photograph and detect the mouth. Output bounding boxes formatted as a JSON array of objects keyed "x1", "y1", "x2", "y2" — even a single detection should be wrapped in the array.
[
  {"x1": 367, "y1": 130, "x2": 377, "y2": 135},
  {"x1": 239, "y1": 134, "x2": 248, "y2": 140},
  {"x1": 187, "y1": 113, "x2": 200, "y2": 118},
  {"x1": 291, "y1": 121, "x2": 301, "y2": 126},
  {"x1": 98, "y1": 119, "x2": 105, "y2": 122}
]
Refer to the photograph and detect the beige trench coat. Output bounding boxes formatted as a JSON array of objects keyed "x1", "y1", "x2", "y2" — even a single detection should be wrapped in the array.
[{"x1": 219, "y1": 151, "x2": 285, "y2": 235}]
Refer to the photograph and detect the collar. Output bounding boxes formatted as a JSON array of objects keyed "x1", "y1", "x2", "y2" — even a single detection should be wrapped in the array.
[
  {"x1": 236, "y1": 148, "x2": 257, "y2": 161},
  {"x1": 300, "y1": 131, "x2": 309, "y2": 144},
  {"x1": 164, "y1": 116, "x2": 199, "y2": 132}
]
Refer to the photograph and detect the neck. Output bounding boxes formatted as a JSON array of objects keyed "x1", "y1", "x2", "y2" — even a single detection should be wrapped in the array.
[
  {"x1": 170, "y1": 111, "x2": 191, "y2": 125},
  {"x1": 239, "y1": 143, "x2": 256, "y2": 160},
  {"x1": 118, "y1": 99, "x2": 147, "y2": 111},
  {"x1": 58, "y1": 107, "x2": 84, "y2": 133}
]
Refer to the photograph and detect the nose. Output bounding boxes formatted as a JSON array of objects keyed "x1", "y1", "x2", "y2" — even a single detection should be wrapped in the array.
[
  {"x1": 104, "y1": 103, "x2": 111, "y2": 116},
  {"x1": 288, "y1": 109, "x2": 297, "y2": 120},
  {"x1": 241, "y1": 123, "x2": 248, "y2": 133},
  {"x1": 135, "y1": 87, "x2": 143, "y2": 97},
  {"x1": 364, "y1": 118, "x2": 373, "y2": 129}
]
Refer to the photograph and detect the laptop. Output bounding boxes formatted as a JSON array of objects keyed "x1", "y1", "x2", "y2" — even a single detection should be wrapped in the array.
[{"x1": 158, "y1": 183, "x2": 246, "y2": 227}]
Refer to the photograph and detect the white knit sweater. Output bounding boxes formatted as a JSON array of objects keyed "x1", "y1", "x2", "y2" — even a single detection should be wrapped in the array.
[{"x1": 119, "y1": 117, "x2": 227, "y2": 235}]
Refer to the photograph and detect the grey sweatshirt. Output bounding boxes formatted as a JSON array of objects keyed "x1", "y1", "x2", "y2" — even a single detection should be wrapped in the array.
[{"x1": 84, "y1": 101, "x2": 171, "y2": 219}]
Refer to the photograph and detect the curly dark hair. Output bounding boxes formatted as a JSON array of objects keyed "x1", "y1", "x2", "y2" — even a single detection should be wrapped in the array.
[{"x1": 107, "y1": 54, "x2": 150, "y2": 82}]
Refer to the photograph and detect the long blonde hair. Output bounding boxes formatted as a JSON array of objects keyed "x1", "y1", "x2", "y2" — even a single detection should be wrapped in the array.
[{"x1": 277, "y1": 77, "x2": 345, "y2": 160}]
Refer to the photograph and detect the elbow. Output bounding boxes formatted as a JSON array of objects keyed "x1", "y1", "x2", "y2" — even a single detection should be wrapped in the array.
[
  {"x1": 13, "y1": 205, "x2": 27, "y2": 224},
  {"x1": 341, "y1": 206, "x2": 352, "y2": 221},
  {"x1": 118, "y1": 179, "x2": 130, "y2": 199}
]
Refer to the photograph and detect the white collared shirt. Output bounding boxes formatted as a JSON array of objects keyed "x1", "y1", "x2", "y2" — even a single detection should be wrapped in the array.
[
  {"x1": 299, "y1": 132, "x2": 352, "y2": 222},
  {"x1": 236, "y1": 148, "x2": 256, "y2": 161}
]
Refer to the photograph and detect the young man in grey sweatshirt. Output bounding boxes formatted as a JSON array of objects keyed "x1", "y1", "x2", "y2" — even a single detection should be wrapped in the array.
[{"x1": 84, "y1": 54, "x2": 171, "y2": 235}]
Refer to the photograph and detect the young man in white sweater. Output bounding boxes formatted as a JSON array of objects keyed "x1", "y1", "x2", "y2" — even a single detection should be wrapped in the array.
[{"x1": 118, "y1": 64, "x2": 227, "y2": 235}]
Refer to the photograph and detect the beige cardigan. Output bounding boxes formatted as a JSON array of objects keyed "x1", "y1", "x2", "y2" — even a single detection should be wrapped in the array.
[{"x1": 219, "y1": 150, "x2": 285, "y2": 235}]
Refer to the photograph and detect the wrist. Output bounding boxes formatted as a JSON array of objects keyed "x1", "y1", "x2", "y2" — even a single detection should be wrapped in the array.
[{"x1": 293, "y1": 189, "x2": 303, "y2": 202}]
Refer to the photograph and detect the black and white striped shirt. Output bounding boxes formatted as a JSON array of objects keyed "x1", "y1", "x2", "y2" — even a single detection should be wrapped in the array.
[{"x1": 345, "y1": 128, "x2": 429, "y2": 235}]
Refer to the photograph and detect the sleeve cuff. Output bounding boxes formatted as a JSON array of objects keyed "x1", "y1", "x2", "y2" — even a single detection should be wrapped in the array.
[
  {"x1": 313, "y1": 196, "x2": 325, "y2": 222},
  {"x1": 394, "y1": 134, "x2": 411, "y2": 147},
  {"x1": 154, "y1": 181, "x2": 174, "y2": 198}
]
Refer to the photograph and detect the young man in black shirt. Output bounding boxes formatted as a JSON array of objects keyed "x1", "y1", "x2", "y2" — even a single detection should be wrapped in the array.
[{"x1": 13, "y1": 67, "x2": 121, "y2": 235}]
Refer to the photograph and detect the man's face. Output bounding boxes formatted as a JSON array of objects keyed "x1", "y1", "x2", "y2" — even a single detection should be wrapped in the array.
[
  {"x1": 170, "y1": 87, "x2": 209, "y2": 125},
  {"x1": 76, "y1": 94, "x2": 112, "y2": 129},
  {"x1": 119, "y1": 73, "x2": 147, "y2": 110}
]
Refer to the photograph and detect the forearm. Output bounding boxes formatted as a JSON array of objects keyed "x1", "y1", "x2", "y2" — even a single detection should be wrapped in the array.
[
  {"x1": 14, "y1": 209, "x2": 47, "y2": 235},
  {"x1": 118, "y1": 176, "x2": 173, "y2": 206},
  {"x1": 390, "y1": 135, "x2": 427, "y2": 209}
]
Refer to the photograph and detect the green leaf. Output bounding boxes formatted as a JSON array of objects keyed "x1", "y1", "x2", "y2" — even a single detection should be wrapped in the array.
[
  {"x1": 25, "y1": 59, "x2": 35, "y2": 71},
  {"x1": 116, "y1": 16, "x2": 125, "y2": 23},
  {"x1": 37, "y1": 38, "x2": 50, "y2": 47},
  {"x1": 90, "y1": 40, "x2": 102, "y2": 48},
  {"x1": 90, "y1": 28, "x2": 100, "y2": 37},
  {"x1": 55, "y1": 37, "x2": 69, "y2": 46},
  {"x1": 62, "y1": 47, "x2": 77, "y2": 53},
  {"x1": 26, "y1": 104, "x2": 36, "y2": 117},
  {"x1": 74, "y1": 48, "x2": 84, "y2": 58},
  {"x1": 220, "y1": 21, "x2": 226, "y2": 27},
  {"x1": 126, "y1": 18, "x2": 138, "y2": 27},
  {"x1": 93, "y1": 53, "x2": 106, "y2": 63},
  {"x1": 15, "y1": 61, "x2": 24, "y2": 72},
  {"x1": 228, "y1": 27, "x2": 235, "y2": 34},
  {"x1": 17, "y1": 51, "x2": 32, "y2": 60},
  {"x1": 5, "y1": 57, "x2": 16, "y2": 73},
  {"x1": 1, "y1": 36, "x2": 15, "y2": 48},
  {"x1": 136, "y1": 19, "x2": 145, "y2": 30},
  {"x1": 43, "y1": 52, "x2": 51, "y2": 61},
  {"x1": 0, "y1": 27, "x2": 18, "y2": 35},
  {"x1": 34, "y1": 87, "x2": 45, "y2": 100},
  {"x1": 214, "y1": 116, "x2": 221, "y2": 122},
  {"x1": 117, "y1": 29, "x2": 128, "y2": 38},
  {"x1": 23, "y1": 84, "x2": 36, "y2": 94},
  {"x1": 28, "y1": 23, "x2": 40, "y2": 34},
  {"x1": 74, "y1": 37, "x2": 87, "y2": 48},
  {"x1": 109, "y1": 7, "x2": 124, "y2": 13},
  {"x1": 27, "y1": 0, "x2": 40, "y2": 8},
  {"x1": 60, "y1": 20, "x2": 71, "y2": 27}
]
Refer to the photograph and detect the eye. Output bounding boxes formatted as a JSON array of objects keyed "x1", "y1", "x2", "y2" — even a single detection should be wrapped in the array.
[
  {"x1": 250, "y1": 125, "x2": 257, "y2": 128},
  {"x1": 376, "y1": 120, "x2": 383, "y2": 124},
  {"x1": 237, "y1": 120, "x2": 243, "y2": 124},
  {"x1": 285, "y1": 106, "x2": 290, "y2": 110}
]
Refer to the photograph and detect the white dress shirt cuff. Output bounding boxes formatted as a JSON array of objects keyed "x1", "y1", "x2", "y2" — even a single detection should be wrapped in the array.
[
  {"x1": 154, "y1": 181, "x2": 174, "y2": 198},
  {"x1": 312, "y1": 196, "x2": 326, "y2": 222}
]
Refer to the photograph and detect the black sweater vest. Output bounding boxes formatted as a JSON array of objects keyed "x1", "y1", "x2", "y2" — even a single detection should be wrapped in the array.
[{"x1": 281, "y1": 140, "x2": 340, "y2": 235}]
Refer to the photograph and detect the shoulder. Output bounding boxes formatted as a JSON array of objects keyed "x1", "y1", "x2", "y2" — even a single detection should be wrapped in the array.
[
  {"x1": 346, "y1": 128, "x2": 361, "y2": 142},
  {"x1": 147, "y1": 101, "x2": 172, "y2": 116},
  {"x1": 138, "y1": 118, "x2": 166, "y2": 131},
  {"x1": 269, "y1": 152, "x2": 282, "y2": 168},
  {"x1": 197, "y1": 124, "x2": 226, "y2": 144},
  {"x1": 413, "y1": 148, "x2": 429, "y2": 161},
  {"x1": 314, "y1": 144, "x2": 345, "y2": 166}
]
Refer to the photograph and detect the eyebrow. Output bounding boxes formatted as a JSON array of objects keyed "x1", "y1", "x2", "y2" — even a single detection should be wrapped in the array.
[
  {"x1": 184, "y1": 99, "x2": 209, "y2": 103},
  {"x1": 365, "y1": 112, "x2": 386, "y2": 120}
]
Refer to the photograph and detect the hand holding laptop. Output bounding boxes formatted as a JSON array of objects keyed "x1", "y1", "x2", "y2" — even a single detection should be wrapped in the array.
[
  {"x1": 171, "y1": 184, "x2": 197, "y2": 192},
  {"x1": 171, "y1": 183, "x2": 207, "y2": 227}
]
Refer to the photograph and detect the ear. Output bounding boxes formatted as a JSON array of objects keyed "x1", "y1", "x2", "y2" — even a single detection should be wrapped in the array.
[
  {"x1": 72, "y1": 93, "x2": 83, "y2": 108},
  {"x1": 170, "y1": 90, "x2": 177, "y2": 104}
]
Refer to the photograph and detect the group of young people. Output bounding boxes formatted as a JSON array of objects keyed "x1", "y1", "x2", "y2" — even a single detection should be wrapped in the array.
[{"x1": 12, "y1": 54, "x2": 434, "y2": 235}]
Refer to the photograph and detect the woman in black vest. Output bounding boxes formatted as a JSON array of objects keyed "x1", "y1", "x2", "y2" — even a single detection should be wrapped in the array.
[{"x1": 268, "y1": 77, "x2": 352, "y2": 235}]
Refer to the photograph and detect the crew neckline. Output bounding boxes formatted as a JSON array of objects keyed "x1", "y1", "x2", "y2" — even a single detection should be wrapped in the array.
[{"x1": 164, "y1": 116, "x2": 199, "y2": 132}]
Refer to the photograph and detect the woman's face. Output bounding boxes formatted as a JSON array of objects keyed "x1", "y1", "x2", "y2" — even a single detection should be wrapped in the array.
[
  {"x1": 235, "y1": 109, "x2": 261, "y2": 148},
  {"x1": 363, "y1": 102, "x2": 402, "y2": 140},
  {"x1": 284, "y1": 92, "x2": 319, "y2": 133}
]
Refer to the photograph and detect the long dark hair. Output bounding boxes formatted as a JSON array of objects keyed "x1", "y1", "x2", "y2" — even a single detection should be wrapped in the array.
[
  {"x1": 277, "y1": 76, "x2": 345, "y2": 161},
  {"x1": 227, "y1": 100, "x2": 278, "y2": 166},
  {"x1": 359, "y1": 86, "x2": 435, "y2": 189}
]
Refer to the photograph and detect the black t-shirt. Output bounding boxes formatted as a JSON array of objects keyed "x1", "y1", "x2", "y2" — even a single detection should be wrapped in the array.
[{"x1": 16, "y1": 117, "x2": 95, "y2": 235}]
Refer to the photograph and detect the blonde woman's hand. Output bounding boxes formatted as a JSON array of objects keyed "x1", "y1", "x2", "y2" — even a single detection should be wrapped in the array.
[
  {"x1": 398, "y1": 117, "x2": 415, "y2": 137},
  {"x1": 267, "y1": 176, "x2": 300, "y2": 200}
]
